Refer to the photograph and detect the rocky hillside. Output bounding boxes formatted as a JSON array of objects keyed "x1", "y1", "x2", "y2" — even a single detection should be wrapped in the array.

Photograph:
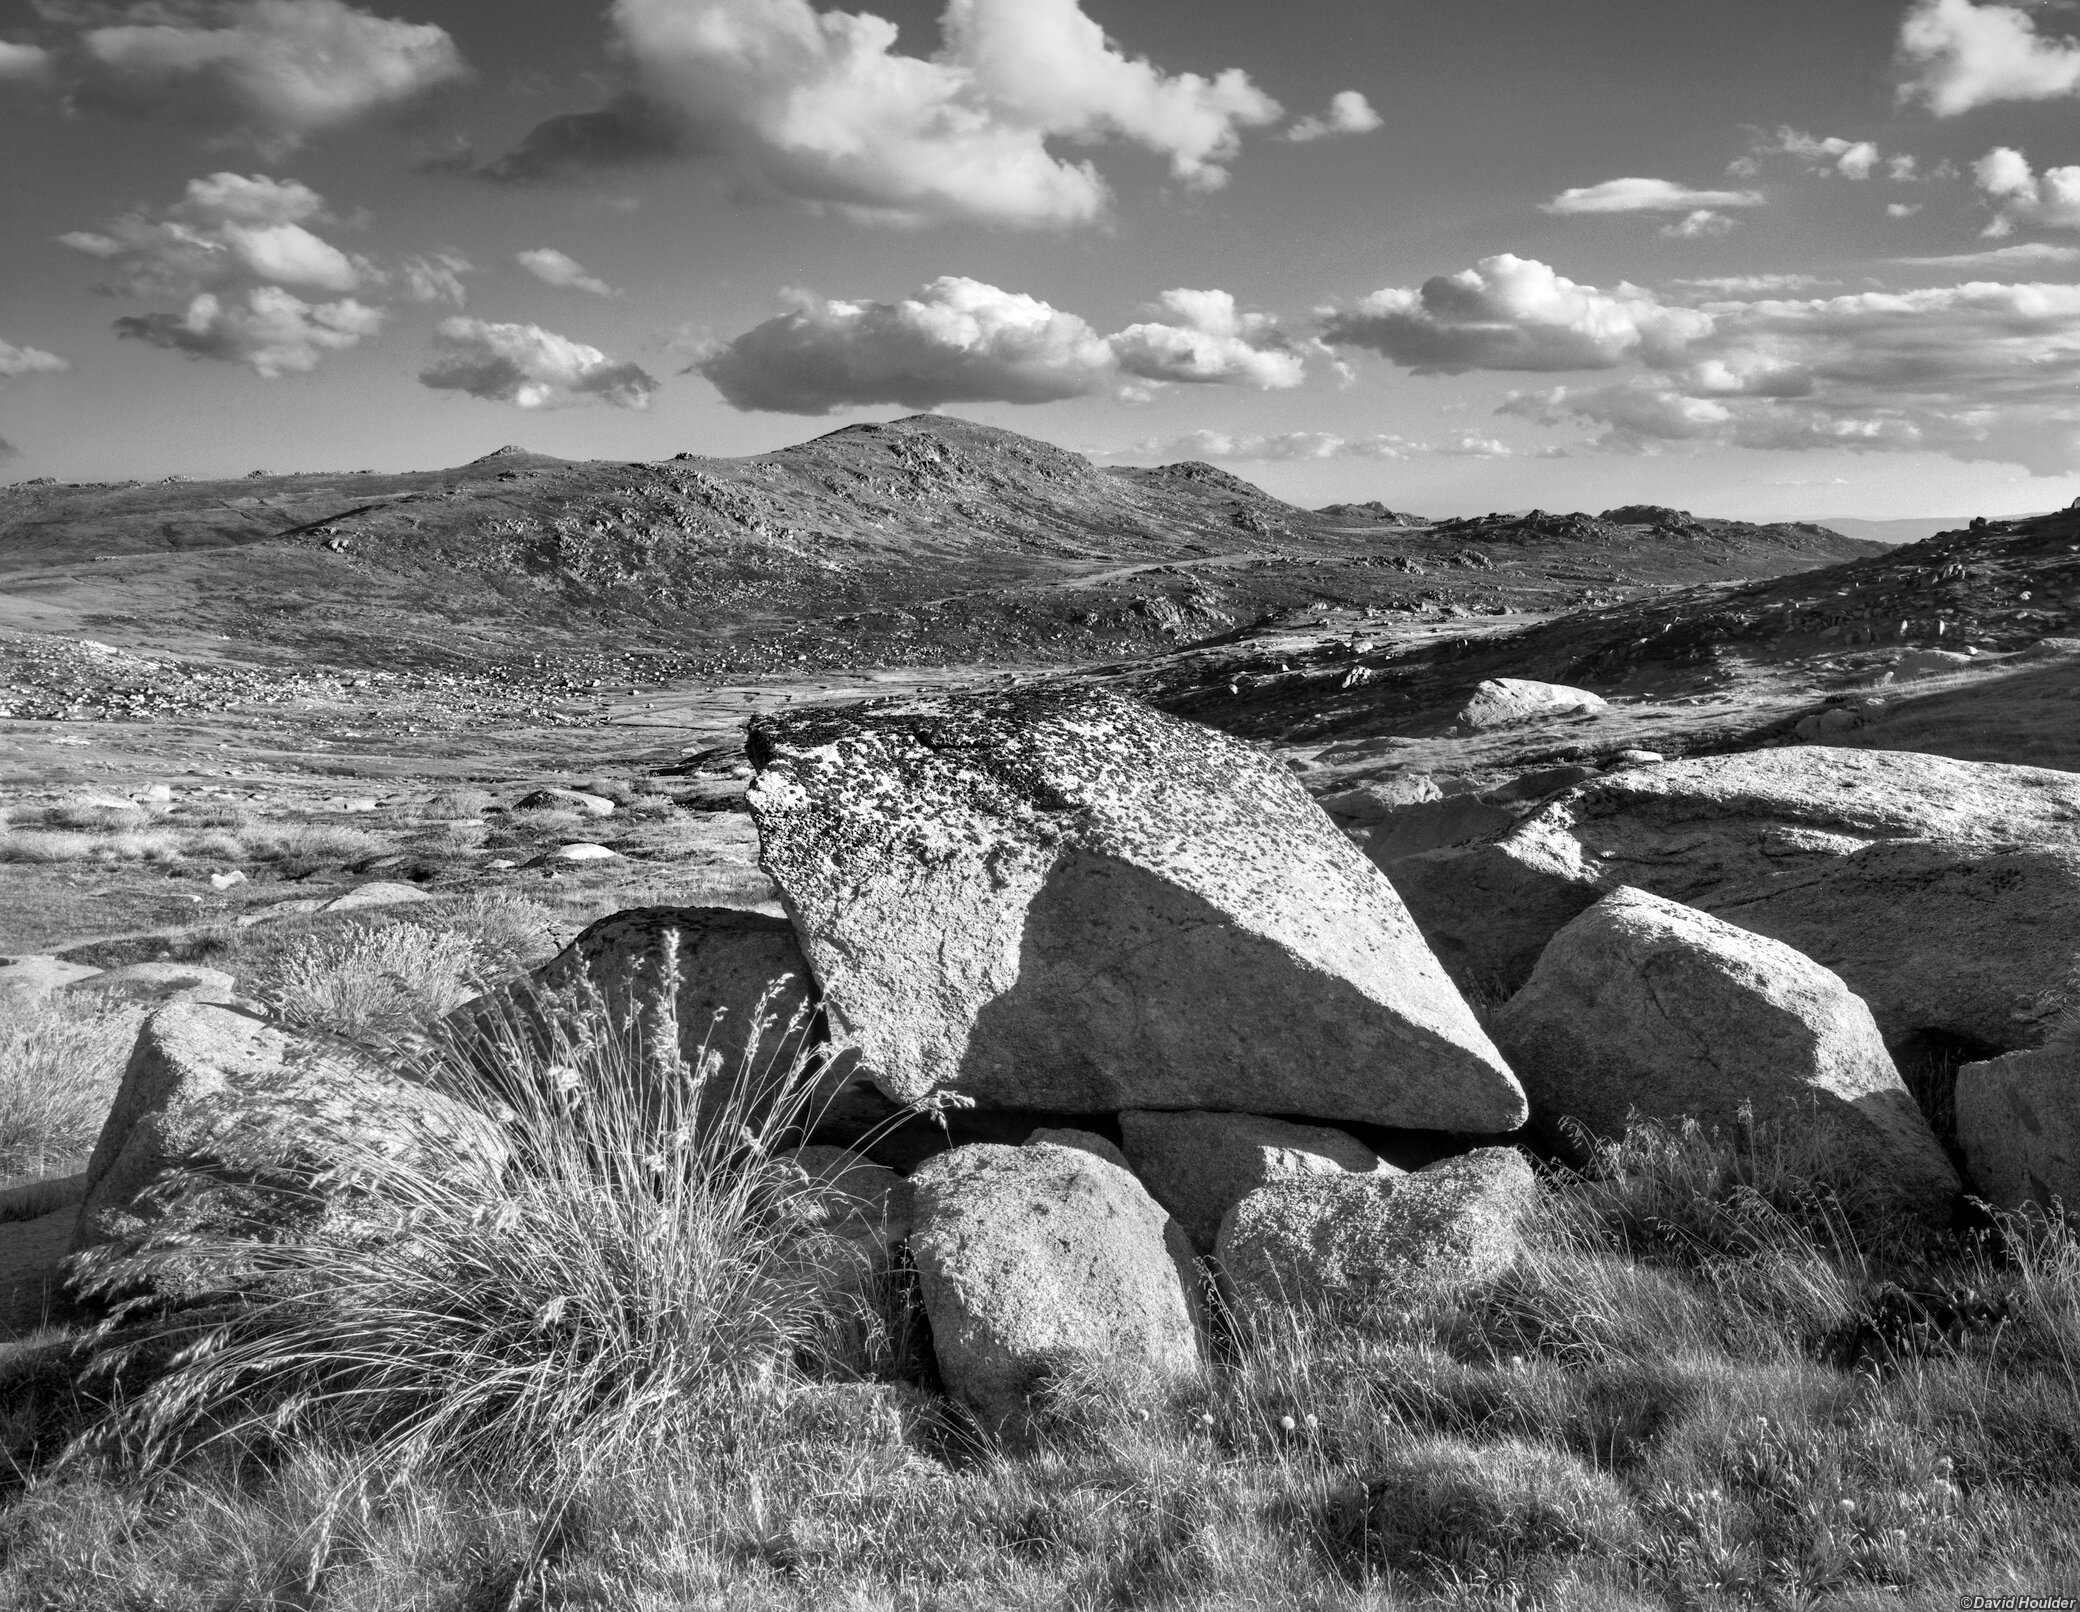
[
  {"x1": 0, "y1": 415, "x2": 1878, "y2": 679},
  {"x1": 1128, "y1": 505, "x2": 2080, "y2": 747}
]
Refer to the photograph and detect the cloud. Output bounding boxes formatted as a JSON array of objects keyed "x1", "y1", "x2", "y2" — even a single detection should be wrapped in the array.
[
  {"x1": 419, "y1": 317, "x2": 658, "y2": 409},
  {"x1": 397, "y1": 250, "x2": 471, "y2": 305},
  {"x1": 1749, "y1": 127, "x2": 1882, "y2": 179},
  {"x1": 115, "y1": 286, "x2": 383, "y2": 376},
  {"x1": 1660, "y1": 209, "x2": 1738, "y2": 240},
  {"x1": 0, "y1": 39, "x2": 53, "y2": 81},
  {"x1": 1113, "y1": 429, "x2": 1421, "y2": 462},
  {"x1": 1672, "y1": 273, "x2": 1827, "y2": 296},
  {"x1": 61, "y1": 171, "x2": 364, "y2": 297},
  {"x1": 1107, "y1": 288, "x2": 1305, "y2": 389},
  {"x1": 52, "y1": 0, "x2": 468, "y2": 152},
  {"x1": 1898, "y1": 0, "x2": 2080, "y2": 115},
  {"x1": 486, "y1": 0, "x2": 1282, "y2": 228},
  {"x1": 1541, "y1": 177, "x2": 1765, "y2": 215},
  {"x1": 0, "y1": 339, "x2": 70, "y2": 377},
  {"x1": 516, "y1": 247, "x2": 620, "y2": 297},
  {"x1": 1285, "y1": 90, "x2": 1381, "y2": 142},
  {"x1": 0, "y1": 438, "x2": 16, "y2": 461},
  {"x1": 1974, "y1": 145, "x2": 2080, "y2": 234},
  {"x1": 1318, "y1": 254, "x2": 1712, "y2": 374},
  {"x1": 469, "y1": 98, "x2": 686, "y2": 183},
  {"x1": 699, "y1": 276, "x2": 1306, "y2": 413},
  {"x1": 1893, "y1": 240, "x2": 2080, "y2": 269},
  {"x1": 1889, "y1": 201, "x2": 1924, "y2": 217},
  {"x1": 699, "y1": 277, "x2": 1115, "y2": 412},
  {"x1": 1340, "y1": 251, "x2": 2080, "y2": 473}
]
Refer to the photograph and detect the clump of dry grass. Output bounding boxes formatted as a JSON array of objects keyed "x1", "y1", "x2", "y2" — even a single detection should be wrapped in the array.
[
  {"x1": 73, "y1": 950, "x2": 865, "y2": 1505},
  {"x1": 262, "y1": 922, "x2": 483, "y2": 1042},
  {"x1": 0, "y1": 992, "x2": 142, "y2": 1181}
]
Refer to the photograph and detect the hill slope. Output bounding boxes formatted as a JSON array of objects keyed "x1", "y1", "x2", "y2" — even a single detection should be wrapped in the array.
[{"x1": 0, "y1": 415, "x2": 1878, "y2": 678}]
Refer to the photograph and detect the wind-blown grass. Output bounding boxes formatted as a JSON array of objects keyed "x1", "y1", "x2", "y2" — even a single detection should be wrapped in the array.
[{"x1": 72, "y1": 944, "x2": 873, "y2": 1502}]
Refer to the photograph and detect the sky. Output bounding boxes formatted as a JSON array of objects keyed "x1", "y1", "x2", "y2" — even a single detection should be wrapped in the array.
[{"x1": 13, "y1": 2, "x2": 2080, "y2": 519}]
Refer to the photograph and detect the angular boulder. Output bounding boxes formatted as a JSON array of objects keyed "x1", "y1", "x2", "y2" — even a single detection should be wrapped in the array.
[
  {"x1": 1956, "y1": 1042, "x2": 2080, "y2": 1213},
  {"x1": 1119, "y1": 1109, "x2": 1400, "y2": 1254},
  {"x1": 74, "y1": 1003, "x2": 503, "y2": 1280},
  {"x1": 1450, "y1": 678, "x2": 1606, "y2": 732},
  {"x1": 905, "y1": 1140, "x2": 1202, "y2": 1432},
  {"x1": 747, "y1": 688, "x2": 1523, "y2": 1131},
  {"x1": 445, "y1": 906, "x2": 820, "y2": 1103},
  {"x1": 1216, "y1": 1148, "x2": 1537, "y2": 1323},
  {"x1": 1388, "y1": 747, "x2": 2080, "y2": 1051},
  {"x1": 1492, "y1": 888, "x2": 1957, "y2": 1219}
]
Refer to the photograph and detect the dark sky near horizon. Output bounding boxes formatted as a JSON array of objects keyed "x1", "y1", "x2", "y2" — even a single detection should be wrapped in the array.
[{"x1": 7, "y1": 0, "x2": 2080, "y2": 518}]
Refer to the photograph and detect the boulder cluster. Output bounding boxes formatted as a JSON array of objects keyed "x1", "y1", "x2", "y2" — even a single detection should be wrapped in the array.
[{"x1": 13, "y1": 685, "x2": 2076, "y2": 1436}]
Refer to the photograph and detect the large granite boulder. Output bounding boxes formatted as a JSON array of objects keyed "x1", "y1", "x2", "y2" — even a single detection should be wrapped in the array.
[
  {"x1": 1492, "y1": 888, "x2": 1957, "y2": 1220},
  {"x1": 1216, "y1": 1147, "x2": 1537, "y2": 1323},
  {"x1": 1389, "y1": 747, "x2": 2080, "y2": 1051},
  {"x1": 1956, "y1": 1041, "x2": 2080, "y2": 1214},
  {"x1": 74, "y1": 1004, "x2": 504, "y2": 1289},
  {"x1": 1450, "y1": 678, "x2": 1607, "y2": 732},
  {"x1": 1119, "y1": 1109, "x2": 1400, "y2": 1254},
  {"x1": 746, "y1": 688, "x2": 1523, "y2": 1131},
  {"x1": 905, "y1": 1140, "x2": 1202, "y2": 1432}
]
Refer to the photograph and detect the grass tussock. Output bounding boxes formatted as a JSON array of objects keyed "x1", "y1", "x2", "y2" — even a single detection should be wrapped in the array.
[
  {"x1": 0, "y1": 992, "x2": 142, "y2": 1183},
  {"x1": 72, "y1": 949, "x2": 870, "y2": 1505},
  {"x1": 3, "y1": 1036, "x2": 2080, "y2": 1604}
]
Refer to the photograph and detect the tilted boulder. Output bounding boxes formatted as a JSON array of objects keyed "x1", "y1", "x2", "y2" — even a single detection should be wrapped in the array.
[
  {"x1": 1216, "y1": 1147, "x2": 1537, "y2": 1323},
  {"x1": 444, "y1": 907, "x2": 820, "y2": 1104},
  {"x1": 74, "y1": 1004, "x2": 504, "y2": 1291},
  {"x1": 1492, "y1": 888, "x2": 1957, "y2": 1220},
  {"x1": 1388, "y1": 747, "x2": 2080, "y2": 1051},
  {"x1": 1956, "y1": 1042, "x2": 2080, "y2": 1214},
  {"x1": 746, "y1": 687, "x2": 1524, "y2": 1131},
  {"x1": 905, "y1": 1140, "x2": 1202, "y2": 1432},
  {"x1": 1450, "y1": 678, "x2": 1606, "y2": 732},
  {"x1": 1120, "y1": 1109, "x2": 1400, "y2": 1255}
]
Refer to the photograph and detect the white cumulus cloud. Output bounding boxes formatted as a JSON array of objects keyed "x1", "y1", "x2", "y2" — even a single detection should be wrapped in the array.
[
  {"x1": 1285, "y1": 90, "x2": 1381, "y2": 143},
  {"x1": 1318, "y1": 254, "x2": 1713, "y2": 374},
  {"x1": 1749, "y1": 127, "x2": 1882, "y2": 180},
  {"x1": 1898, "y1": 0, "x2": 2080, "y2": 115},
  {"x1": 699, "y1": 276, "x2": 1307, "y2": 413},
  {"x1": 1331, "y1": 251, "x2": 2080, "y2": 473},
  {"x1": 516, "y1": 247, "x2": 621, "y2": 297},
  {"x1": 0, "y1": 339, "x2": 70, "y2": 377},
  {"x1": 61, "y1": 171, "x2": 364, "y2": 297},
  {"x1": 1974, "y1": 146, "x2": 2080, "y2": 234},
  {"x1": 1107, "y1": 288, "x2": 1305, "y2": 389},
  {"x1": 1541, "y1": 177, "x2": 1765, "y2": 215},
  {"x1": 419, "y1": 317, "x2": 658, "y2": 409},
  {"x1": 52, "y1": 0, "x2": 467, "y2": 153},
  {"x1": 700, "y1": 277, "x2": 1116, "y2": 412},
  {"x1": 114, "y1": 286, "x2": 383, "y2": 377},
  {"x1": 491, "y1": 0, "x2": 1282, "y2": 228}
]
